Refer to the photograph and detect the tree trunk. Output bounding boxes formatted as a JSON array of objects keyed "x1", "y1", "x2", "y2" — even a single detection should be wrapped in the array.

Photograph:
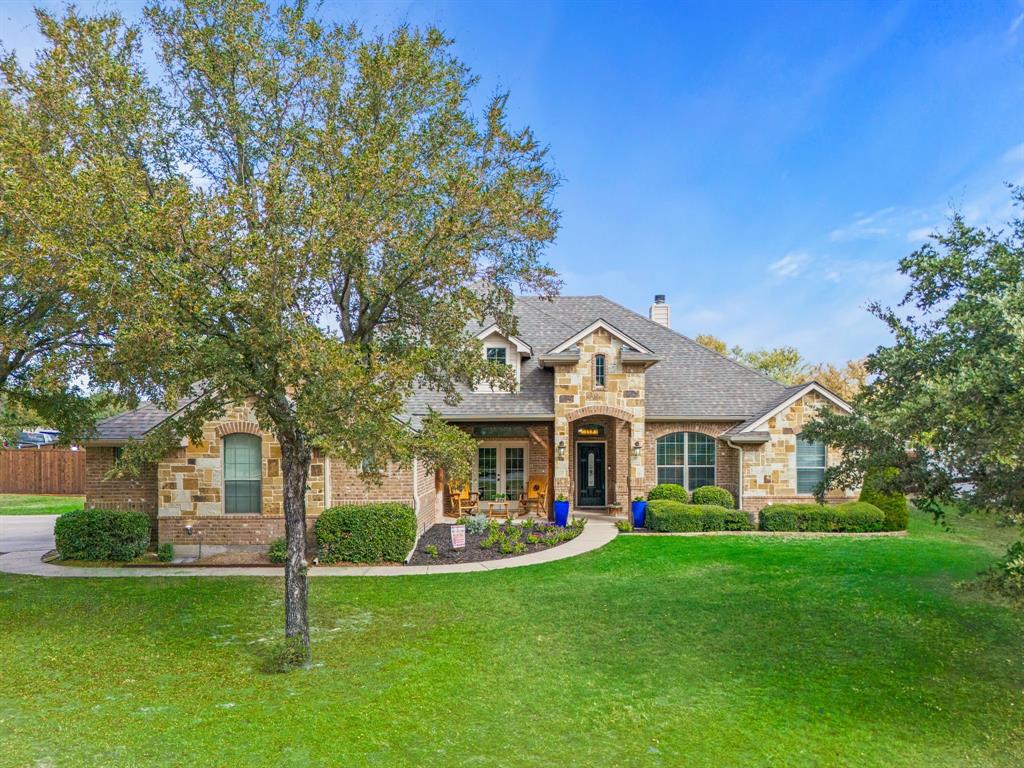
[{"x1": 279, "y1": 429, "x2": 312, "y2": 663}]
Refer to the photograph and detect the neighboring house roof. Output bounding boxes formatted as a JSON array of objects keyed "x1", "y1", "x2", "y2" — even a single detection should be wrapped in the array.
[
  {"x1": 406, "y1": 295, "x2": 787, "y2": 422},
  {"x1": 91, "y1": 295, "x2": 832, "y2": 442}
]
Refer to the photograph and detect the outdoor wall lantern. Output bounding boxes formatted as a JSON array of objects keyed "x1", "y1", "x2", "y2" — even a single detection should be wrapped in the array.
[
  {"x1": 632, "y1": 440, "x2": 642, "y2": 458},
  {"x1": 557, "y1": 440, "x2": 566, "y2": 460}
]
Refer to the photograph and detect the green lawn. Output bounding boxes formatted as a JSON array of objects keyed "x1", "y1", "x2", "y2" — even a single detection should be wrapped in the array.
[
  {"x1": 0, "y1": 493, "x2": 84, "y2": 515},
  {"x1": 1, "y1": 509, "x2": 1021, "y2": 767}
]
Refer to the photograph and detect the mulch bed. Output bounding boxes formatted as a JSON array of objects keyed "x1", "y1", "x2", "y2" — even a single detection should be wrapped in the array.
[{"x1": 408, "y1": 521, "x2": 579, "y2": 565}]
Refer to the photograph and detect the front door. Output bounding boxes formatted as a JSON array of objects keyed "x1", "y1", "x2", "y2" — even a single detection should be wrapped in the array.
[{"x1": 576, "y1": 442, "x2": 606, "y2": 507}]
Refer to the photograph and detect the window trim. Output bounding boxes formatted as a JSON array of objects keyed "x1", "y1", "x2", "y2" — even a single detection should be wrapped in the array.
[
  {"x1": 223, "y1": 432, "x2": 263, "y2": 515},
  {"x1": 594, "y1": 354, "x2": 606, "y2": 388},
  {"x1": 795, "y1": 434, "x2": 827, "y2": 496},
  {"x1": 655, "y1": 431, "x2": 717, "y2": 491}
]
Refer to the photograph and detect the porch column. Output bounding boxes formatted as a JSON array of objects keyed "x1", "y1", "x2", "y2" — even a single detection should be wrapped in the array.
[
  {"x1": 629, "y1": 419, "x2": 646, "y2": 498},
  {"x1": 554, "y1": 414, "x2": 570, "y2": 502}
]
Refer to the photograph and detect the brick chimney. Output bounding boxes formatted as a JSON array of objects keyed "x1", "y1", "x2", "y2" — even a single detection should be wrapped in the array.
[{"x1": 649, "y1": 294, "x2": 670, "y2": 328}]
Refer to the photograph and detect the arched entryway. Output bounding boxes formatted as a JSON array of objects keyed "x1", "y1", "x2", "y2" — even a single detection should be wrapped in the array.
[{"x1": 565, "y1": 406, "x2": 635, "y2": 510}]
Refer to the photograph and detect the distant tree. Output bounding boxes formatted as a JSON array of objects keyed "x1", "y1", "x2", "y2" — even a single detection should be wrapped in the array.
[
  {"x1": 4, "y1": 1, "x2": 559, "y2": 663},
  {"x1": 738, "y1": 346, "x2": 805, "y2": 385},
  {"x1": 694, "y1": 334, "x2": 728, "y2": 355},
  {"x1": 803, "y1": 188, "x2": 1024, "y2": 560},
  {"x1": 694, "y1": 334, "x2": 805, "y2": 384},
  {"x1": 803, "y1": 359, "x2": 869, "y2": 401}
]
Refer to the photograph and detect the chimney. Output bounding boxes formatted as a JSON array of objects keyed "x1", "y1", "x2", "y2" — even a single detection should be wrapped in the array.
[{"x1": 649, "y1": 294, "x2": 670, "y2": 328}]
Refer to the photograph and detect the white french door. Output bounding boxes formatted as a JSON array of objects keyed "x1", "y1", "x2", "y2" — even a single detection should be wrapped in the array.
[{"x1": 475, "y1": 443, "x2": 527, "y2": 504}]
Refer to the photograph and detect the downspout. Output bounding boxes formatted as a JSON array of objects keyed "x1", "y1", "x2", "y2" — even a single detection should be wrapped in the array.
[
  {"x1": 724, "y1": 438, "x2": 744, "y2": 517},
  {"x1": 405, "y1": 457, "x2": 422, "y2": 564}
]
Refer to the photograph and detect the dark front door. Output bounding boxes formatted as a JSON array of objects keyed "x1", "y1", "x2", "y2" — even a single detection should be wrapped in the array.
[{"x1": 577, "y1": 442, "x2": 606, "y2": 507}]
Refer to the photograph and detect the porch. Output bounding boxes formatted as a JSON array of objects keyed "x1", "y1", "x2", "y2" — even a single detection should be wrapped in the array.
[{"x1": 442, "y1": 417, "x2": 635, "y2": 519}]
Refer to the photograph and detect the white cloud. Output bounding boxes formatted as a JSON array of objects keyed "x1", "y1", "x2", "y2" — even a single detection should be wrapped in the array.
[
  {"x1": 1010, "y1": 12, "x2": 1024, "y2": 34},
  {"x1": 828, "y1": 206, "x2": 896, "y2": 242},
  {"x1": 768, "y1": 251, "x2": 810, "y2": 279},
  {"x1": 905, "y1": 225, "x2": 938, "y2": 243},
  {"x1": 1002, "y1": 142, "x2": 1024, "y2": 164}
]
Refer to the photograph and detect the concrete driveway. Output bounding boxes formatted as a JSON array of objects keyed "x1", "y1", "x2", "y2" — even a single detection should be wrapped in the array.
[{"x1": 0, "y1": 515, "x2": 57, "y2": 554}]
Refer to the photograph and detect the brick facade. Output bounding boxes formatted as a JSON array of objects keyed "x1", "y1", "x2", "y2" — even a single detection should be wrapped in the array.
[
  {"x1": 84, "y1": 447, "x2": 159, "y2": 541},
  {"x1": 644, "y1": 421, "x2": 740, "y2": 504}
]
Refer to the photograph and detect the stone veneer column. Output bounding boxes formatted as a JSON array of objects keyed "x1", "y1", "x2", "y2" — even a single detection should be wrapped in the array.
[
  {"x1": 554, "y1": 414, "x2": 570, "y2": 500},
  {"x1": 629, "y1": 419, "x2": 645, "y2": 498}
]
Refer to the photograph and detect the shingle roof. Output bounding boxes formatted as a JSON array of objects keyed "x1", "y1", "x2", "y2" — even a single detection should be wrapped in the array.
[
  {"x1": 91, "y1": 402, "x2": 175, "y2": 441},
  {"x1": 405, "y1": 295, "x2": 786, "y2": 422},
  {"x1": 92, "y1": 295, "x2": 794, "y2": 440}
]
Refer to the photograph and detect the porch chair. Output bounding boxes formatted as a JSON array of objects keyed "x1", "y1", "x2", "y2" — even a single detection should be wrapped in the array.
[
  {"x1": 518, "y1": 475, "x2": 548, "y2": 518},
  {"x1": 447, "y1": 481, "x2": 480, "y2": 518}
]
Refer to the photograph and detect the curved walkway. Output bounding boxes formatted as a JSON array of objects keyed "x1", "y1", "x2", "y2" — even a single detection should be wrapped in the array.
[{"x1": 0, "y1": 518, "x2": 618, "y2": 578}]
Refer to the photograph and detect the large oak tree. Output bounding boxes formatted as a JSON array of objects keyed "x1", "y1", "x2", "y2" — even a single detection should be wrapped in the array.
[
  {"x1": 4, "y1": 0, "x2": 560, "y2": 661},
  {"x1": 803, "y1": 188, "x2": 1024, "y2": 557}
]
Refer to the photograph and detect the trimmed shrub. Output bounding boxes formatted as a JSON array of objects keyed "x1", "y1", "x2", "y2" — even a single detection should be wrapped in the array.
[
  {"x1": 647, "y1": 484, "x2": 689, "y2": 503},
  {"x1": 315, "y1": 503, "x2": 416, "y2": 564},
  {"x1": 646, "y1": 500, "x2": 753, "y2": 532},
  {"x1": 859, "y1": 468, "x2": 909, "y2": 531},
  {"x1": 760, "y1": 501, "x2": 884, "y2": 533},
  {"x1": 54, "y1": 508, "x2": 151, "y2": 561},
  {"x1": 157, "y1": 542, "x2": 175, "y2": 562},
  {"x1": 268, "y1": 537, "x2": 288, "y2": 564},
  {"x1": 691, "y1": 485, "x2": 735, "y2": 509}
]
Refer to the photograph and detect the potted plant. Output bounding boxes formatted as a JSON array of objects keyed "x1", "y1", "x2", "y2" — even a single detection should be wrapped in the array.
[
  {"x1": 631, "y1": 495, "x2": 647, "y2": 528},
  {"x1": 553, "y1": 494, "x2": 570, "y2": 527}
]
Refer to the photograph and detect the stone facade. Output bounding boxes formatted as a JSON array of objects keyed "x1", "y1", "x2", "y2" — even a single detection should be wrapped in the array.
[
  {"x1": 739, "y1": 390, "x2": 855, "y2": 512},
  {"x1": 552, "y1": 327, "x2": 648, "y2": 503},
  {"x1": 156, "y1": 402, "x2": 326, "y2": 520}
]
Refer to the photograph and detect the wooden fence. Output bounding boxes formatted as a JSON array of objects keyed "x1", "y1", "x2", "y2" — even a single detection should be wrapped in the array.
[{"x1": 0, "y1": 448, "x2": 86, "y2": 495}]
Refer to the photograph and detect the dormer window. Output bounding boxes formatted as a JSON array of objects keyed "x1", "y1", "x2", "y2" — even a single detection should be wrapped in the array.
[
  {"x1": 486, "y1": 347, "x2": 508, "y2": 366},
  {"x1": 594, "y1": 354, "x2": 606, "y2": 388}
]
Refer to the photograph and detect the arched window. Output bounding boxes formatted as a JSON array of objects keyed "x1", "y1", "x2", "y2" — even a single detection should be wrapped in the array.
[
  {"x1": 656, "y1": 431, "x2": 716, "y2": 490},
  {"x1": 796, "y1": 435, "x2": 826, "y2": 494},
  {"x1": 594, "y1": 354, "x2": 606, "y2": 388},
  {"x1": 224, "y1": 433, "x2": 262, "y2": 514}
]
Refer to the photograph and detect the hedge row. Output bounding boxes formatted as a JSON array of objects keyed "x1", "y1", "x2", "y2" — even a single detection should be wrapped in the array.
[
  {"x1": 54, "y1": 508, "x2": 151, "y2": 561},
  {"x1": 646, "y1": 500, "x2": 753, "y2": 532},
  {"x1": 759, "y1": 501, "x2": 885, "y2": 532},
  {"x1": 314, "y1": 503, "x2": 416, "y2": 564}
]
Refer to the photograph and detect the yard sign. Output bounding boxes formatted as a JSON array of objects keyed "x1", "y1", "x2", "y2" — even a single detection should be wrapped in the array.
[{"x1": 451, "y1": 525, "x2": 466, "y2": 550}]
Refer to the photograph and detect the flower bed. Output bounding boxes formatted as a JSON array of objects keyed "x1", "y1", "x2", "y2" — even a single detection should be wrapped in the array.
[{"x1": 409, "y1": 517, "x2": 586, "y2": 565}]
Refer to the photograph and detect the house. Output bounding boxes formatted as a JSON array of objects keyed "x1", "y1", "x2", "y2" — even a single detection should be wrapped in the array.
[{"x1": 83, "y1": 295, "x2": 855, "y2": 554}]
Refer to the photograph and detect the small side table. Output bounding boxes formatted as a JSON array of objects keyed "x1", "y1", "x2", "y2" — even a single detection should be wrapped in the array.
[{"x1": 487, "y1": 501, "x2": 512, "y2": 519}]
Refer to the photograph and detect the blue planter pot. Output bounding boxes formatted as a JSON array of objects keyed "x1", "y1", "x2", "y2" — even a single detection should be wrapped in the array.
[
  {"x1": 553, "y1": 500, "x2": 570, "y2": 527},
  {"x1": 631, "y1": 500, "x2": 647, "y2": 528}
]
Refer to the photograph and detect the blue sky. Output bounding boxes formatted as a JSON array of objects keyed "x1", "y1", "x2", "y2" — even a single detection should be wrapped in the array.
[{"x1": 3, "y1": 1, "x2": 1023, "y2": 364}]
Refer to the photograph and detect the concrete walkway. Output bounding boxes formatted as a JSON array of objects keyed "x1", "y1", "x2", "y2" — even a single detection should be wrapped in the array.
[{"x1": 0, "y1": 517, "x2": 618, "y2": 578}]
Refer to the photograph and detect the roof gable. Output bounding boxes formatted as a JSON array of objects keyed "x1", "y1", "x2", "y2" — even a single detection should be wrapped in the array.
[
  {"x1": 547, "y1": 318, "x2": 653, "y2": 355},
  {"x1": 475, "y1": 324, "x2": 532, "y2": 356},
  {"x1": 734, "y1": 381, "x2": 852, "y2": 433}
]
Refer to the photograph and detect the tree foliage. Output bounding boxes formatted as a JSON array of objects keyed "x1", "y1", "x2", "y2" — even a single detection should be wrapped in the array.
[
  {"x1": 803, "y1": 188, "x2": 1024, "y2": 547},
  {"x1": 4, "y1": 0, "x2": 560, "y2": 661}
]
